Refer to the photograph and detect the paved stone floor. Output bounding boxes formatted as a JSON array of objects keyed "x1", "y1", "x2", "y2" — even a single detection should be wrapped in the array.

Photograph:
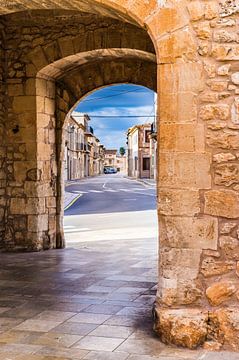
[{"x1": 0, "y1": 238, "x2": 238, "y2": 359}]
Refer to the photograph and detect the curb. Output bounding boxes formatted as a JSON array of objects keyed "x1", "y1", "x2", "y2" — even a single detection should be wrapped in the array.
[
  {"x1": 64, "y1": 194, "x2": 82, "y2": 211},
  {"x1": 125, "y1": 176, "x2": 156, "y2": 188}
]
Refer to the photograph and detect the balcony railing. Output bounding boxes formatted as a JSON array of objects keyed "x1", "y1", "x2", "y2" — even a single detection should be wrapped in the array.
[{"x1": 85, "y1": 126, "x2": 94, "y2": 137}]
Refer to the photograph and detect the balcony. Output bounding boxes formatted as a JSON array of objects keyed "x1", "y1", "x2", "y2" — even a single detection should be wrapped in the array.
[{"x1": 85, "y1": 126, "x2": 94, "y2": 137}]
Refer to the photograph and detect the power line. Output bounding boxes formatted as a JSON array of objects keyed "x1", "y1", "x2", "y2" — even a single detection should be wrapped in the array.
[
  {"x1": 86, "y1": 115, "x2": 157, "y2": 118},
  {"x1": 80, "y1": 88, "x2": 150, "y2": 103}
]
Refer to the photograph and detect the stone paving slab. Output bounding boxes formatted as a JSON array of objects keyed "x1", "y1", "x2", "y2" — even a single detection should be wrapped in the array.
[{"x1": 0, "y1": 239, "x2": 238, "y2": 359}]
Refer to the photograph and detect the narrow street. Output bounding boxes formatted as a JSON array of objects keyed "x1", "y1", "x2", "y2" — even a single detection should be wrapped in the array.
[{"x1": 64, "y1": 174, "x2": 157, "y2": 244}]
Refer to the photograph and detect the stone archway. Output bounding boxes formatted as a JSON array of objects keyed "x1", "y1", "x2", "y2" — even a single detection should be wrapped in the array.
[{"x1": 0, "y1": 0, "x2": 239, "y2": 351}]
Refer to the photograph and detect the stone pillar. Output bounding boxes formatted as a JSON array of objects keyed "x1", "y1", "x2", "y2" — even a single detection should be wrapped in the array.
[{"x1": 154, "y1": 2, "x2": 239, "y2": 350}]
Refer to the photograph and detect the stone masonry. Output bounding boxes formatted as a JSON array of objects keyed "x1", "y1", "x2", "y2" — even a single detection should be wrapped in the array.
[{"x1": 0, "y1": 0, "x2": 238, "y2": 351}]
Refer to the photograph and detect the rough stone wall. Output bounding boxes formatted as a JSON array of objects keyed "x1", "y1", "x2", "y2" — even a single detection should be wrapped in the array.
[
  {"x1": 155, "y1": 0, "x2": 239, "y2": 351},
  {"x1": 0, "y1": 18, "x2": 6, "y2": 248},
  {"x1": 1, "y1": 10, "x2": 155, "y2": 250}
]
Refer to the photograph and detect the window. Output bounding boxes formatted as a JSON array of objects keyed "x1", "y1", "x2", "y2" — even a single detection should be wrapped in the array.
[
  {"x1": 143, "y1": 157, "x2": 150, "y2": 171},
  {"x1": 109, "y1": 159, "x2": 112, "y2": 165},
  {"x1": 134, "y1": 157, "x2": 138, "y2": 171},
  {"x1": 145, "y1": 130, "x2": 151, "y2": 143}
]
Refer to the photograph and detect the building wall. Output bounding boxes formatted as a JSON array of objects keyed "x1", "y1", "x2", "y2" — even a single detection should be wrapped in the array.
[
  {"x1": 116, "y1": 155, "x2": 127, "y2": 173},
  {"x1": 104, "y1": 150, "x2": 118, "y2": 169},
  {"x1": 127, "y1": 125, "x2": 151, "y2": 179},
  {"x1": 64, "y1": 116, "x2": 85, "y2": 181}
]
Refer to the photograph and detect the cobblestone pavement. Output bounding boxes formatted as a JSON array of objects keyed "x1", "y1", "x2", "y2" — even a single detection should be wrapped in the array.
[{"x1": 0, "y1": 238, "x2": 238, "y2": 359}]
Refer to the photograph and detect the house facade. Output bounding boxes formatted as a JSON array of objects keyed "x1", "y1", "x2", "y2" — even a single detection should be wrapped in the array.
[
  {"x1": 104, "y1": 149, "x2": 118, "y2": 169},
  {"x1": 127, "y1": 124, "x2": 152, "y2": 179},
  {"x1": 64, "y1": 112, "x2": 105, "y2": 180}
]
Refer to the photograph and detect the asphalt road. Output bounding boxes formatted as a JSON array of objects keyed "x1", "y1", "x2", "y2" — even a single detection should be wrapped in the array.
[
  {"x1": 64, "y1": 174, "x2": 157, "y2": 245},
  {"x1": 64, "y1": 174, "x2": 156, "y2": 216}
]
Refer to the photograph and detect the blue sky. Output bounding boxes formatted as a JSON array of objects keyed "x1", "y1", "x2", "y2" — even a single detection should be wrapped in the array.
[{"x1": 75, "y1": 84, "x2": 155, "y2": 150}]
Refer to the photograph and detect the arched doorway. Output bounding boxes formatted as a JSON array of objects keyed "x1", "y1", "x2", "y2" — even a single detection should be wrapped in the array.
[{"x1": 1, "y1": 0, "x2": 239, "y2": 351}]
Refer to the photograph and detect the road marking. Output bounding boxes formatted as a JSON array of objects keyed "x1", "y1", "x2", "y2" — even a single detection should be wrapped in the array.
[
  {"x1": 123, "y1": 198, "x2": 137, "y2": 201},
  {"x1": 64, "y1": 225, "x2": 75, "y2": 229},
  {"x1": 64, "y1": 194, "x2": 82, "y2": 211},
  {"x1": 89, "y1": 190, "x2": 103, "y2": 193},
  {"x1": 71, "y1": 190, "x2": 88, "y2": 194},
  {"x1": 64, "y1": 227, "x2": 91, "y2": 233},
  {"x1": 103, "y1": 182, "x2": 107, "y2": 189},
  {"x1": 104, "y1": 189, "x2": 117, "y2": 192}
]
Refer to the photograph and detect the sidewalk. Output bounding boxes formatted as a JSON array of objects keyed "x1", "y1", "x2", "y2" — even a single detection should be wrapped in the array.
[
  {"x1": 127, "y1": 176, "x2": 156, "y2": 187},
  {"x1": 64, "y1": 188, "x2": 82, "y2": 210}
]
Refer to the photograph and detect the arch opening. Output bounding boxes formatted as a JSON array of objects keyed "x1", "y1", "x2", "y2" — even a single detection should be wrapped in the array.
[{"x1": 63, "y1": 84, "x2": 158, "y2": 252}]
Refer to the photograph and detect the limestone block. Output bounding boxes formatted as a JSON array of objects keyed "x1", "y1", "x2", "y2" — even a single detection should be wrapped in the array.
[
  {"x1": 207, "y1": 130, "x2": 239, "y2": 150},
  {"x1": 199, "y1": 104, "x2": 230, "y2": 120},
  {"x1": 154, "y1": 308, "x2": 208, "y2": 349},
  {"x1": 46, "y1": 80, "x2": 55, "y2": 99},
  {"x1": 147, "y1": 6, "x2": 188, "y2": 38},
  {"x1": 10, "y1": 198, "x2": 26, "y2": 214},
  {"x1": 157, "y1": 29, "x2": 197, "y2": 63},
  {"x1": 159, "y1": 62, "x2": 204, "y2": 93},
  {"x1": 8, "y1": 83, "x2": 24, "y2": 96},
  {"x1": 159, "y1": 124, "x2": 204, "y2": 152},
  {"x1": 159, "y1": 92, "x2": 197, "y2": 123},
  {"x1": 204, "y1": 1, "x2": 219, "y2": 19},
  {"x1": 43, "y1": 41, "x2": 61, "y2": 63},
  {"x1": 231, "y1": 97, "x2": 239, "y2": 124},
  {"x1": 37, "y1": 143, "x2": 53, "y2": 161},
  {"x1": 46, "y1": 197, "x2": 56, "y2": 208},
  {"x1": 28, "y1": 46, "x2": 48, "y2": 71},
  {"x1": 0, "y1": 208, "x2": 5, "y2": 222},
  {"x1": 160, "y1": 278, "x2": 202, "y2": 306},
  {"x1": 193, "y1": 22, "x2": 211, "y2": 39},
  {"x1": 12, "y1": 96, "x2": 36, "y2": 113},
  {"x1": 231, "y1": 72, "x2": 239, "y2": 85},
  {"x1": 187, "y1": 1, "x2": 205, "y2": 21},
  {"x1": 212, "y1": 44, "x2": 239, "y2": 61},
  {"x1": 220, "y1": 236, "x2": 239, "y2": 260},
  {"x1": 214, "y1": 163, "x2": 239, "y2": 187},
  {"x1": 203, "y1": 62, "x2": 216, "y2": 78},
  {"x1": 220, "y1": 222, "x2": 237, "y2": 234},
  {"x1": 26, "y1": 198, "x2": 45, "y2": 215},
  {"x1": 200, "y1": 92, "x2": 218, "y2": 103},
  {"x1": 205, "y1": 190, "x2": 239, "y2": 218},
  {"x1": 201, "y1": 257, "x2": 234, "y2": 277},
  {"x1": 28, "y1": 214, "x2": 48, "y2": 232},
  {"x1": 213, "y1": 153, "x2": 236, "y2": 163},
  {"x1": 158, "y1": 153, "x2": 211, "y2": 189},
  {"x1": 24, "y1": 181, "x2": 37, "y2": 197},
  {"x1": 214, "y1": 30, "x2": 237, "y2": 43},
  {"x1": 44, "y1": 98, "x2": 55, "y2": 115},
  {"x1": 206, "y1": 282, "x2": 236, "y2": 306},
  {"x1": 13, "y1": 161, "x2": 36, "y2": 183},
  {"x1": 36, "y1": 183, "x2": 54, "y2": 197},
  {"x1": 158, "y1": 189, "x2": 200, "y2": 216},
  {"x1": 58, "y1": 36, "x2": 74, "y2": 58},
  {"x1": 209, "y1": 81, "x2": 228, "y2": 92},
  {"x1": 161, "y1": 216, "x2": 218, "y2": 250},
  {"x1": 209, "y1": 309, "x2": 239, "y2": 351},
  {"x1": 36, "y1": 96, "x2": 44, "y2": 113},
  {"x1": 37, "y1": 113, "x2": 51, "y2": 128},
  {"x1": 217, "y1": 64, "x2": 231, "y2": 76},
  {"x1": 160, "y1": 248, "x2": 202, "y2": 281}
]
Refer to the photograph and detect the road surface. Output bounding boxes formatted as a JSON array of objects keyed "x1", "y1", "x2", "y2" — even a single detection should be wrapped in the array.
[{"x1": 64, "y1": 174, "x2": 157, "y2": 245}]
